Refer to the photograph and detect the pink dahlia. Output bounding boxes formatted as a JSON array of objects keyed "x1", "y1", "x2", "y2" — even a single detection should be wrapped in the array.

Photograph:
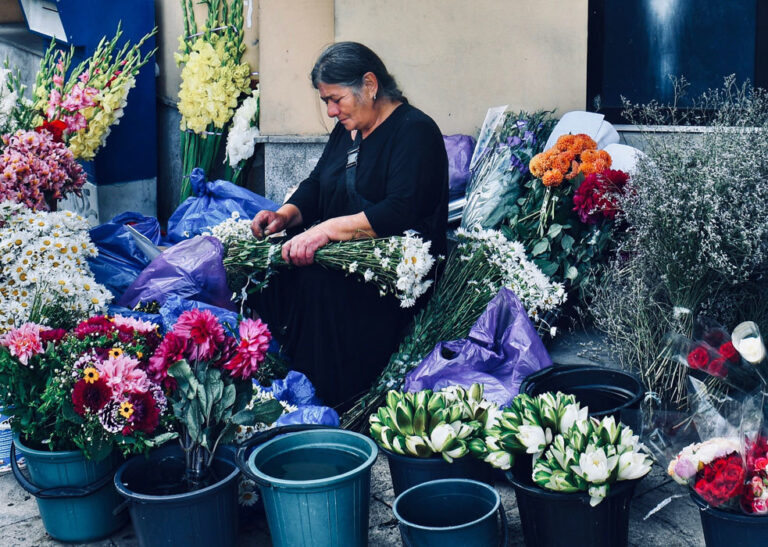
[
  {"x1": 147, "y1": 331, "x2": 187, "y2": 389},
  {"x1": 223, "y1": 319, "x2": 271, "y2": 380},
  {"x1": 172, "y1": 309, "x2": 225, "y2": 362},
  {"x1": 97, "y1": 353, "x2": 150, "y2": 396},
  {"x1": 1, "y1": 323, "x2": 44, "y2": 365}
]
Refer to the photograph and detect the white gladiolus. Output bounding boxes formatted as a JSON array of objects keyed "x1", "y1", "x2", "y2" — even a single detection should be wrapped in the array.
[{"x1": 226, "y1": 88, "x2": 261, "y2": 167}]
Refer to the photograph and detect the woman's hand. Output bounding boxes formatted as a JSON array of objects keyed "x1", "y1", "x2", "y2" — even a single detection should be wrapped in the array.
[
  {"x1": 251, "y1": 204, "x2": 303, "y2": 239},
  {"x1": 281, "y1": 225, "x2": 331, "y2": 266}
]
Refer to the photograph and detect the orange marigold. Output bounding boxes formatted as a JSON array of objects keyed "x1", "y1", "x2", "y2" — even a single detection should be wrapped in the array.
[
  {"x1": 572, "y1": 134, "x2": 598, "y2": 153},
  {"x1": 542, "y1": 169, "x2": 564, "y2": 187},
  {"x1": 551, "y1": 152, "x2": 573, "y2": 174},
  {"x1": 529, "y1": 153, "x2": 550, "y2": 178},
  {"x1": 597, "y1": 149, "x2": 612, "y2": 165},
  {"x1": 580, "y1": 149, "x2": 599, "y2": 163},
  {"x1": 555, "y1": 134, "x2": 576, "y2": 151}
]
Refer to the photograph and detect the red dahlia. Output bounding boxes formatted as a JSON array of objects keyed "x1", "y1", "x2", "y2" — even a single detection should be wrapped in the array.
[{"x1": 72, "y1": 378, "x2": 111, "y2": 415}]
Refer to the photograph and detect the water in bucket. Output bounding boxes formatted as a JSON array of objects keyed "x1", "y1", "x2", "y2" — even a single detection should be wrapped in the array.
[{"x1": 246, "y1": 429, "x2": 378, "y2": 547}]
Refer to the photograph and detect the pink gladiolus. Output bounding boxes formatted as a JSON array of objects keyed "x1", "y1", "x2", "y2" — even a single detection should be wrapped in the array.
[
  {"x1": 0, "y1": 323, "x2": 44, "y2": 365},
  {"x1": 223, "y1": 319, "x2": 271, "y2": 380},
  {"x1": 97, "y1": 354, "x2": 150, "y2": 396},
  {"x1": 172, "y1": 309, "x2": 225, "y2": 361}
]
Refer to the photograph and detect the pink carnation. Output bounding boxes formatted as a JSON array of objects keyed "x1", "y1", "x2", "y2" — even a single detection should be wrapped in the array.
[
  {"x1": 0, "y1": 323, "x2": 44, "y2": 365},
  {"x1": 223, "y1": 319, "x2": 271, "y2": 380},
  {"x1": 97, "y1": 354, "x2": 150, "y2": 396},
  {"x1": 172, "y1": 309, "x2": 225, "y2": 362}
]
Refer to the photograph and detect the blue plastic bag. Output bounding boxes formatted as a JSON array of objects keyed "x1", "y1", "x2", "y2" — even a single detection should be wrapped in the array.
[
  {"x1": 159, "y1": 295, "x2": 239, "y2": 333},
  {"x1": 269, "y1": 371, "x2": 321, "y2": 406},
  {"x1": 88, "y1": 212, "x2": 161, "y2": 298},
  {"x1": 106, "y1": 305, "x2": 164, "y2": 330},
  {"x1": 276, "y1": 406, "x2": 340, "y2": 427},
  {"x1": 117, "y1": 235, "x2": 235, "y2": 311},
  {"x1": 404, "y1": 288, "x2": 552, "y2": 407},
  {"x1": 166, "y1": 168, "x2": 279, "y2": 243}
]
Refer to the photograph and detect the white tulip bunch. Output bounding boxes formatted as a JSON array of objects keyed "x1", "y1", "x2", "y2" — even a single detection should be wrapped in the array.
[
  {"x1": 369, "y1": 383, "x2": 493, "y2": 463},
  {"x1": 468, "y1": 391, "x2": 587, "y2": 469},
  {"x1": 532, "y1": 415, "x2": 652, "y2": 506}
]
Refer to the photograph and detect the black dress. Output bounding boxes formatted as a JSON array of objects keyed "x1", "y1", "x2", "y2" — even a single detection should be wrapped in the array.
[{"x1": 253, "y1": 103, "x2": 448, "y2": 409}]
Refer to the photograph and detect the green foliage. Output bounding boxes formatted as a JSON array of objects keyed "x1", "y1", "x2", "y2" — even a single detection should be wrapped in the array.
[{"x1": 168, "y1": 358, "x2": 283, "y2": 469}]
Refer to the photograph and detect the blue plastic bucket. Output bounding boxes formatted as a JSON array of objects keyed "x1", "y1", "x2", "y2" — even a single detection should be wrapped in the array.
[
  {"x1": 393, "y1": 478, "x2": 505, "y2": 547},
  {"x1": 12, "y1": 437, "x2": 128, "y2": 542},
  {"x1": 245, "y1": 429, "x2": 377, "y2": 547},
  {"x1": 691, "y1": 492, "x2": 768, "y2": 546}
]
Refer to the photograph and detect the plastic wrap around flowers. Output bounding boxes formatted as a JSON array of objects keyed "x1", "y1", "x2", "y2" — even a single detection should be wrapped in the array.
[{"x1": 220, "y1": 216, "x2": 436, "y2": 308}]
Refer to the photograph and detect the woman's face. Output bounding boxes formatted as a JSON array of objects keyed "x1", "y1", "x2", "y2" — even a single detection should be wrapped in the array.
[{"x1": 317, "y1": 82, "x2": 373, "y2": 132}]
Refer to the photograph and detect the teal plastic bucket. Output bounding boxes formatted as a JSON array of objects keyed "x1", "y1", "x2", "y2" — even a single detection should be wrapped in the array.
[
  {"x1": 12, "y1": 437, "x2": 127, "y2": 542},
  {"x1": 393, "y1": 479, "x2": 505, "y2": 547},
  {"x1": 245, "y1": 429, "x2": 378, "y2": 547}
]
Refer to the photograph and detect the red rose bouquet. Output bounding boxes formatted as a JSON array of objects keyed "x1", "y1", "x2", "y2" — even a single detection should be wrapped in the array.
[
  {"x1": 0, "y1": 315, "x2": 171, "y2": 460},
  {"x1": 572, "y1": 168, "x2": 630, "y2": 225}
]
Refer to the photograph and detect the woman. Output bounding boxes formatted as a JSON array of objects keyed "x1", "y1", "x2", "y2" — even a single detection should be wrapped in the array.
[{"x1": 251, "y1": 42, "x2": 448, "y2": 409}]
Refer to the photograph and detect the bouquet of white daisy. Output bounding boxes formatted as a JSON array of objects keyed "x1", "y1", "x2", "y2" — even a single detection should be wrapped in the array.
[
  {"x1": 0, "y1": 201, "x2": 111, "y2": 332},
  {"x1": 341, "y1": 226, "x2": 566, "y2": 430},
  {"x1": 218, "y1": 214, "x2": 436, "y2": 309}
]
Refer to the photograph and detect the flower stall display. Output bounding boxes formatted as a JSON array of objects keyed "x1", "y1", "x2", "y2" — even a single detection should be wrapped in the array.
[
  {"x1": 224, "y1": 87, "x2": 260, "y2": 185},
  {"x1": 32, "y1": 25, "x2": 157, "y2": 161},
  {"x1": 342, "y1": 227, "x2": 566, "y2": 430},
  {"x1": 176, "y1": 0, "x2": 251, "y2": 200},
  {"x1": 591, "y1": 79, "x2": 768, "y2": 405},
  {"x1": 221, "y1": 218, "x2": 437, "y2": 309},
  {"x1": 0, "y1": 201, "x2": 111, "y2": 332}
]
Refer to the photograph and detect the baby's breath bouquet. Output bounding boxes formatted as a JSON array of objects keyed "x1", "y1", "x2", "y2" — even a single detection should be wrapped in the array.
[
  {"x1": 176, "y1": 0, "x2": 251, "y2": 200},
  {"x1": 0, "y1": 201, "x2": 111, "y2": 332},
  {"x1": 33, "y1": 25, "x2": 157, "y2": 160},
  {"x1": 218, "y1": 215, "x2": 436, "y2": 309},
  {"x1": 341, "y1": 227, "x2": 566, "y2": 430}
]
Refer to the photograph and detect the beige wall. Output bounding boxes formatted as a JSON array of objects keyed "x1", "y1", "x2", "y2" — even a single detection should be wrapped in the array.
[
  {"x1": 334, "y1": 0, "x2": 588, "y2": 136},
  {"x1": 258, "y1": 0, "x2": 335, "y2": 135},
  {"x1": 155, "y1": 0, "x2": 260, "y2": 103}
]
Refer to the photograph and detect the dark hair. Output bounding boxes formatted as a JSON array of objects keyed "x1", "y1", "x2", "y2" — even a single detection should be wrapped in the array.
[{"x1": 310, "y1": 42, "x2": 407, "y2": 104}]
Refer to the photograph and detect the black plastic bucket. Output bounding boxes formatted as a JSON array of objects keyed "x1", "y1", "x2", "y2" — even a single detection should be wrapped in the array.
[
  {"x1": 382, "y1": 446, "x2": 493, "y2": 498},
  {"x1": 507, "y1": 466, "x2": 638, "y2": 547},
  {"x1": 691, "y1": 492, "x2": 768, "y2": 546},
  {"x1": 520, "y1": 365, "x2": 644, "y2": 431},
  {"x1": 114, "y1": 444, "x2": 240, "y2": 547}
]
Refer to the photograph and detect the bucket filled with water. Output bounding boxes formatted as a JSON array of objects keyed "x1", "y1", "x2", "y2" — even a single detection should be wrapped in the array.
[
  {"x1": 242, "y1": 428, "x2": 378, "y2": 547},
  {"x1": 393, "y1": 478, "x2": 506, "y2": 547}
]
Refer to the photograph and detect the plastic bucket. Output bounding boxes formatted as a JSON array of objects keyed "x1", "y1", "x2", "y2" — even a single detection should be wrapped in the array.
[
  {"x1": 382, "y1": 446, "x2": 493, "y2": 498},
  {"x1": 691, "y1": 492, "x2": 768, "y2": 546},
  {"x1": 393, "y1": 478, "x2": 506, "y2": 547},
  {"x1": 520, "y1": 364, "x2": 645, "y2": 430},
  {"x1": 114, "y1": 444, "x2": 240, "y2": 547},
  {"x1": 12, "y1": 437, "x2": 127, "y2": 542},
  {"x1": 507, "y1": 467, "x2": 638, "y2": 547},
  {"x1": 243, "y1": 428, "x2": 377, "y2": 547}
]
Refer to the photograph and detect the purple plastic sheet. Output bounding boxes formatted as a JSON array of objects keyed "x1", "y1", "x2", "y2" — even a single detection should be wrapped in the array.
[
  {"x1": 444, "y1": 134, "x2": 476, "y2": 200},
  {"x1": 404, "y1": 288, "x2": 552, "y2": 407},
  {"x1": 117, "y1": 235, "x2": 235, "y2": 311}
]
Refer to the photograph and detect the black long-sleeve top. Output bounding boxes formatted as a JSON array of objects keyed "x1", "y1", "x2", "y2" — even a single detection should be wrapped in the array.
[{"x1": 286, "y1": 103, "x2": 449, "y2": 257}]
